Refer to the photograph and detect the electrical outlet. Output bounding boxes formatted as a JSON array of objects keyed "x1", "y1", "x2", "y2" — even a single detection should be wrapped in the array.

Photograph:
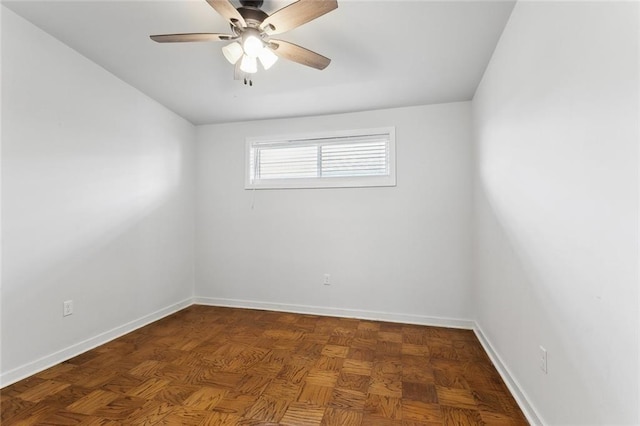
[
  {"x1": 63, "y1": 300, "x2": 73, "y2": 317},
  {"x1": 323, "y1": 273, "x2": 331, "y2": 285},
  {"x1": 539, "y1": 345, "x2": 547, "y2": 374}
]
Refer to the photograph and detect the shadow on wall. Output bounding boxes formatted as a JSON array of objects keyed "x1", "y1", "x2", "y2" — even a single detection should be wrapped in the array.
[
  {"x1": 474, "y1": 179, "x2": 600, "y2": 424},
  {"x1": 1, "y1": 143, "x2": 186, "y2": 372}
]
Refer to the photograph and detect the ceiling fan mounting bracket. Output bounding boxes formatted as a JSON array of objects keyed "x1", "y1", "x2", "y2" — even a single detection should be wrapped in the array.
[{"x1": 239, "y1": 0, "x2": 264, "y2": 8}]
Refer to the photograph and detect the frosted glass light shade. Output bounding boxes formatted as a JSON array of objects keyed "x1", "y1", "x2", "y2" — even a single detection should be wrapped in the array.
[
  {"x1": 240, "y1": 54, "x2": 258, "y2": 73},
  {"x1": 243, "y1": 34, "x2": 263, "y2": 58},
  {"x1": 258, "y1": 47, "x2": 278, "y2": 70},
  {"x1": 222, "y1": 42, "x2": 243, "y2": 64}
]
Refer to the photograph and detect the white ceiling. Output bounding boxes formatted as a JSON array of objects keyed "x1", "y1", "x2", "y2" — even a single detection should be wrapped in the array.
[{"x1": 3, "y1": 0, "x2": 515, "y2": 125}]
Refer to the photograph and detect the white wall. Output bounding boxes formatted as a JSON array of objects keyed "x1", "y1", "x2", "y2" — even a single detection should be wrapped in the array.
[
  {"x1": 472, "y1": 1, "x2": 639, "y2": 424},
  {"x1": 1, "y1": 7, "x2": 196, "y2": 384},
  {"x1": 195, "y1": 103, "x2": 473, "y2": 325}
]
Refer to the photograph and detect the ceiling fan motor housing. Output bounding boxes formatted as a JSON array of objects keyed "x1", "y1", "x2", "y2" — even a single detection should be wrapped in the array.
[{"x1": 236, "y1": 7, "x2": 268, "y2": 29}]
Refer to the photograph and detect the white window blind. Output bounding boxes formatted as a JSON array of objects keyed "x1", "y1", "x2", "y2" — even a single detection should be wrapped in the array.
[{"x1": 246, "y1": 128, "x2": 396, "y2": 189}]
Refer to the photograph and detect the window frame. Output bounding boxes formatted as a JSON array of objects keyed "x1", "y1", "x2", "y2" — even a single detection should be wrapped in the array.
[{"x1": 245, "y1": 127, "x2": 396, "y2": 190}]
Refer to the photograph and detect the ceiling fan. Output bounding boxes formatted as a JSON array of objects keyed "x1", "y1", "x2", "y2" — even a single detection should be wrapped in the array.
[{"x1": 150, "y1": 0, "x2": 338, "y2": 85}]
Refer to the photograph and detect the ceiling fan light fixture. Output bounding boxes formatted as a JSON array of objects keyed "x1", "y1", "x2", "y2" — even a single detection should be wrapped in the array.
[
  {"x1": 258, "y1": 47, "x2": 278, "y2": 70},
  {"x1": 222, "y1": 42, "x2": 243, "y2": 64},
  {"x1": 240, "y1": 54, "x2": 258, "y2": 73},
  {"x1": 242, "y1": 30, "x2": 264, "y2": 58}
]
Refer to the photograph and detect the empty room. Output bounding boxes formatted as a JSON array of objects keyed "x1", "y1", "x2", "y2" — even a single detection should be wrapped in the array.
[{"x1": 1, "y1": 0, "x2": 638, "y2": 424}]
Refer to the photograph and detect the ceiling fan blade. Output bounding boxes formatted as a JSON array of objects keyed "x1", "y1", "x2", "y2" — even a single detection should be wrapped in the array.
[
  {"x1": 270, "y1": 40, "x2": 331, "y2": 70},
  {"x1": 150, "y1": 33, "x2": 235, "y2": 43},
  {"x1": 206, "y1": 0, "x2": 246, "y2": 28},
  {"x1": 260, "y1": 0, "x2": 338, "y2": 35}
]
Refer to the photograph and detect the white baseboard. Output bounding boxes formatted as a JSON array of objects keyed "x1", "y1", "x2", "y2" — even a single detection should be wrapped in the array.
[
  {"x1": 0, "y1": 297, "x2": 194, "y2": 388},
  {"x1": 473, "y1": 322, "x2": 545, "y2": 425},
  {"x1": 194, "y1": 296, "x2": 475, "y2": 330}
]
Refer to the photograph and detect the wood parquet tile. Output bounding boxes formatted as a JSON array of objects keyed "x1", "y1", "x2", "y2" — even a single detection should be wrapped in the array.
[{"x1": 1, "y1": 305, "x2": 528, "y2": 425}]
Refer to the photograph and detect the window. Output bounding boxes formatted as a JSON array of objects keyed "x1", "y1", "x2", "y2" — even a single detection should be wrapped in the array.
[{"x1": 246, "y1": 127, "x2": 396, "y2": 189}]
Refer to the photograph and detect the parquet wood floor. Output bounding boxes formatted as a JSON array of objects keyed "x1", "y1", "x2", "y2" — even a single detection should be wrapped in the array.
[{"x1": 1, "y1": 305, "x2": 528, "y2": 425}]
